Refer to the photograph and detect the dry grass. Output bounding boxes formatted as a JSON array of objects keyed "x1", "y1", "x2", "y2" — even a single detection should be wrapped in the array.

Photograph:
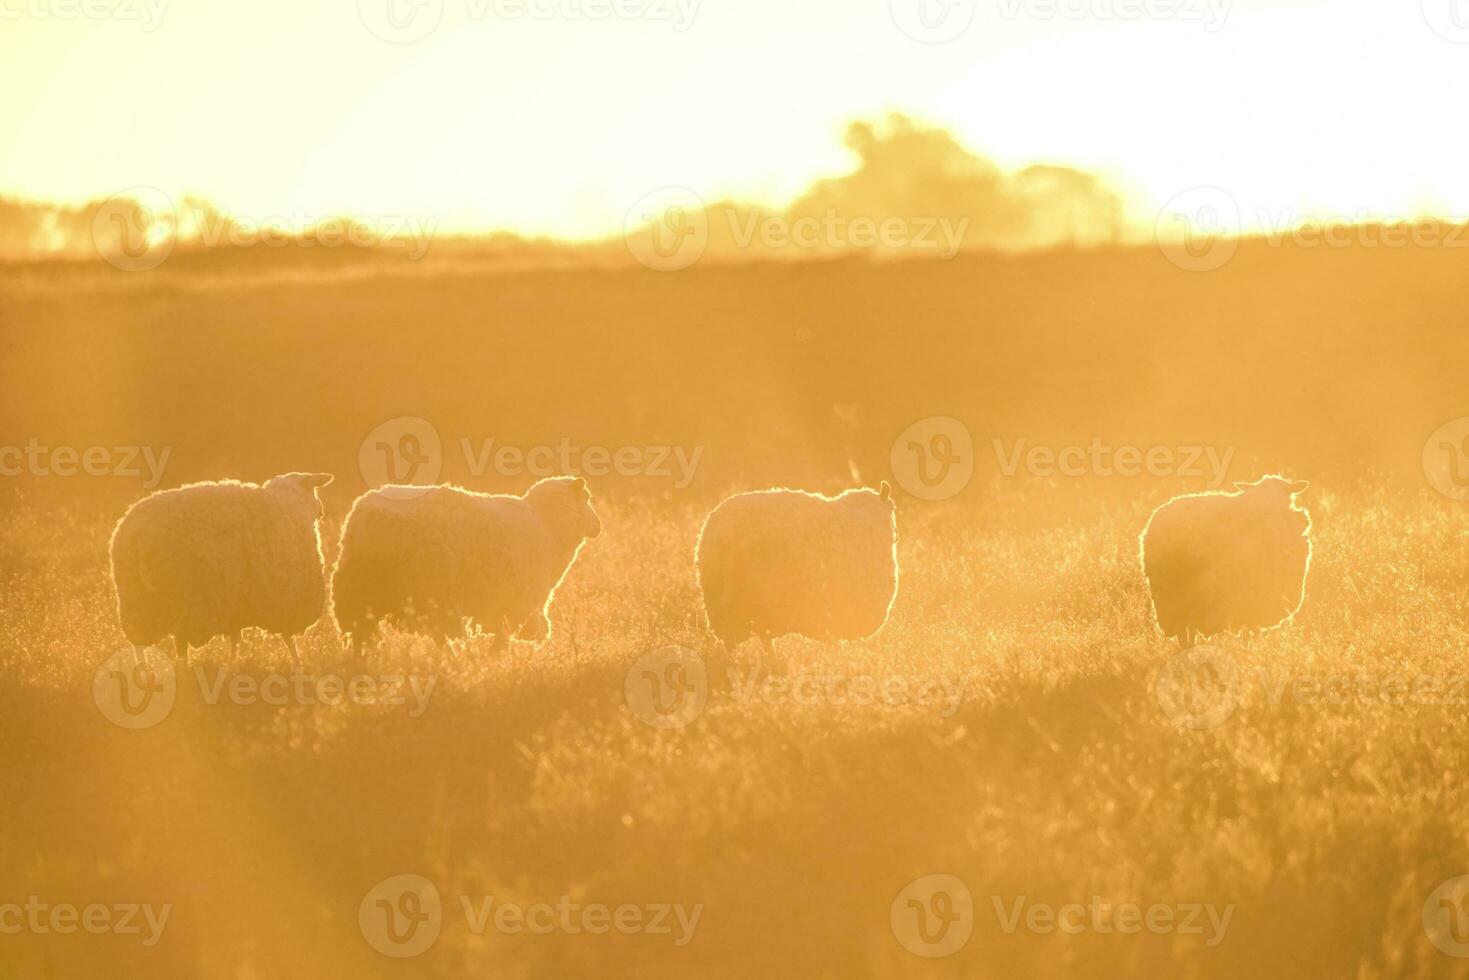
[{"x1": 4, "y1": 479, "x2": 1469, "y2": 978}]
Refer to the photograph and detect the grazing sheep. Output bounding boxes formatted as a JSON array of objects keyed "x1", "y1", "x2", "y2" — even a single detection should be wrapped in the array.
[
  {"x1": 696, "y1": 482, "x2": 898, "y2": 652},
  {"x1": 110, "y1": 472, "x2": 335, "y2": 661},
  {"x1": 1140, "y1": 475, "x2": 1312, "y2": 643},
  {"x1": 331, "y1": 476, "x2": 601, "y2": 650}
]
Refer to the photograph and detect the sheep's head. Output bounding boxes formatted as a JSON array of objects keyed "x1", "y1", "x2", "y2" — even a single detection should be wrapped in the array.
[
  {"x1": 265, "y1": 472, "x2": 335, "y2": 519},
  {"x1": 1234, "y1": 474, "x2": 1312, "y2": 540},
  {"x1": 528, "y1": 475, "x2": 602, "y2": 541},
  {"x1": 1234, "y1": 474, "x2": 1310, "y2": 506},
  {"x1": 843, "y1": 480, "x2": 897, "y2": 524}
]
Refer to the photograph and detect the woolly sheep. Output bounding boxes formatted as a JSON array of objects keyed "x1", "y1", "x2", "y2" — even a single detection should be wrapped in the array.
[
  {"x1": 330, "y1": 476, "x2": 601, "y2": 650},
  {"x1": 696, "y1": 482, "x2": 898, "y2": 652},
  {"x1": 1140, "y1": 474, "x2": 1312, "y2": 643},
  {"x1": 110, "y1": 472, "x2": 335, "y2": 660}
]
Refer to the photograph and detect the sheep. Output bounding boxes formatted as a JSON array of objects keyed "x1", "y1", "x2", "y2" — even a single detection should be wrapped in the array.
[
  {"x1": 1140, "y1": 474, "x2": 1312, "y2": 644},
  {"x1": 110, "y1": 472, "x2": 335, "y2": 661},
  {"x1": 330, "y1": 475, "x2": 601, "y2": 651},
  {"x1": 695, "y1": 482, "x2": 898, "y2": 653}
]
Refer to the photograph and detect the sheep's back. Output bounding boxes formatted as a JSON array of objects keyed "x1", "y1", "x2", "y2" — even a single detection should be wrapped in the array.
[
  {"x1": 333, "y1": 488, "x2": 542, "y2": 636},
  {"x1": 1142, "y1": 493, "x2": 1311, "y2": 636},
  {"x1": 112, "y1": 484, "x2": 314, "y2": 642},
  {"x1": 698, "y1": 493, "x2": 896, "y2": 641}
]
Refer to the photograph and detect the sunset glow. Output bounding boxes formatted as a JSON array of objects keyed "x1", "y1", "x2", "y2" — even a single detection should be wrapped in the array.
[
  {"x1": 3, "y1": 0, "x2": 1466, "y2": 239},
  {"x1": 8, "y1": 2, "x2": 1469, "y2": 977}
]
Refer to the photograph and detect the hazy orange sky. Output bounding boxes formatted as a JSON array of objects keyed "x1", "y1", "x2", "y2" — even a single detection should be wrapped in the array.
[{"x1": 2, "y1": 0, "x2": 1464, "y2": 239}]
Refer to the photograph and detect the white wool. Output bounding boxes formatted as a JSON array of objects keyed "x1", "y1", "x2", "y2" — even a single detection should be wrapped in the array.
[
  {"x1": 330, "y1": 475, "x2": 601, "y2": 647},
  {"x1": 1139, "y1": 474, "x2": 1313, "y2": 642},
  {"x1": 109, "y1": 472, "x2": 334, "y2": 651},
  {"x1": 695, "y1": 482, "x2": 898, "y2": 649}
]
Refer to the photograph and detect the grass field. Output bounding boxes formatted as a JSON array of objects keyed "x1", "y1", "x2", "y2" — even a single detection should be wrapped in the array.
[
  {"x1": 4, "y1": 239, "x2": 1469, "y2": 976},
  {"x1": 4, "y1": 470, "x2": 1469, "y2": 978},
  {"x1": 6, "y1": 1, "x2": 1468, "y2": 974}
]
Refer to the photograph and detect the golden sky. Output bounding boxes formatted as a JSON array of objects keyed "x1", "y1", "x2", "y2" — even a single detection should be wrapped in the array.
[{"x1": 1, "y1": 0, "x2": 1465, "y2": 239}]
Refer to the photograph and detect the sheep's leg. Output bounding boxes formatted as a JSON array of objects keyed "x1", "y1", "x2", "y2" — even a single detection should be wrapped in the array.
[
  {"x1": 229, "y1": 631, "x2": 242, "y2": 664},
  {"x1": 760, "y1": 634, "x2": 776, "y2": 659},
  {"x1": 174, "y1": 635, "x2": 189, "y2": 662},
  {"x1": 284, "y1": 634, "x2": 303, "y2": 667}
]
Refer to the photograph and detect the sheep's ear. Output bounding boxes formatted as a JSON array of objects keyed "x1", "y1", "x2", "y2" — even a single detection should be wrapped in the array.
[
  {"x1": 1289, "y1": 480, "x2": 1310, "y2": 494},
  {"x1": 301, "y1": 473, "x2": 334, "y2": 489},
  {"x1": 879, "y1": 480, "x2": 892, "y2": 501},
  {"x1": 572, "y1": 476, "x2": 588, "y2": 492},
  {"x1": 1232, "y1": 481, "x2": 1252, "y2": 491}
]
